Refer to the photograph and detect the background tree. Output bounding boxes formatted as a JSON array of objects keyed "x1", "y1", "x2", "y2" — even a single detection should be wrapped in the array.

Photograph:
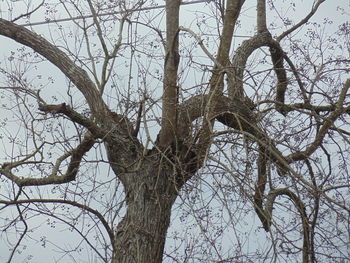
[{"x1": 0, "y1": 0, "x2": 349, "y2": 262}]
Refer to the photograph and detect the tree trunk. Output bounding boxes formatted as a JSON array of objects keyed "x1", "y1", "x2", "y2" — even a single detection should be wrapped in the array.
[{"x1": 110, "y1": 155, "x2": 179, "y2": 263}]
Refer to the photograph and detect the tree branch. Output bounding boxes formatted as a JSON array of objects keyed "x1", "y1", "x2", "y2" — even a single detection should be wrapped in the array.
[
  {"x1": 276, "y1": 0, "x2": 326, "y2": 42},
  {"x1": 253, "y1": 143, "x2": 269, "y2": 231},
  {"x1": 177, "y1": 95, "x2": 256, "y2": 142},
  {"x1": 214, "y1": 0, "x2": 245, "y2": 94},
  {"x1": 282, "y1": 53, "x2": 309, "y2": 103},
  {"x1": 229, "y1": 31, "x2": 272, "y2": 98},
  {"x1": 11, "y1": 1, "x2": 45, "y2": 23},
  {"x1": 0, "y1": 18, "x2": 110, "y2": 121},
  {"x1": 38, "y1": 103, "x2": 105, "y2": 137},
  {"x1": 5, "y1": 188, "x2": 28, "y2": 263},
  {"x1": 193, "y1": 0, "x2": 246, "y2": 167},
  {"x1": 159, "y1": 0, "x2": 181, "y2": 147},
  {"x1": 265, "y1": 188, "x2": 311, "y2": 263},
  {"x1": 179, "y1": 26, "x2": 222, "y2": 67},
  {"x1": 269, "y1": 41, "x2": 288, "y2": 115},
  {"x1": 0, "y1": 133, "x2": 96, "y2": 186},
  {"x1": 216, "y1": 0, "x2": 245, "y2": 68},
  {"x1": 288, "y1": 78, "x2": 350, "y2": 161},
  {"x1": 257, "y1": 0, "x2": 267, "y2": 33}
]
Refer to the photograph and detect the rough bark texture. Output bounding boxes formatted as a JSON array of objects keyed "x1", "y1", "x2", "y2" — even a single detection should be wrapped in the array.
[
  {"x1": 159, "y1": 0, "x2": 181, "y2": 147},
  {"x1": 110, "y1": 157, "x2": 178, "y2": 263}
]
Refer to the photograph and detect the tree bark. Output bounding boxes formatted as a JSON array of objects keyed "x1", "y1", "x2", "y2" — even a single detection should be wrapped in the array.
[
  {"x1": 110, "y1": 156, "x2": 178, "y2": 263},
  {"x1": 159, "y1": 0, "x2": 181, "y2": 147}
]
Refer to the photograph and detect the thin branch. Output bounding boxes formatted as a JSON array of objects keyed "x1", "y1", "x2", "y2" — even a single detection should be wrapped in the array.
[
  {"x1": 276, "y1": 0, "x2": 326, "y2": 42},
  {"x1": 253, "y1": 143, "x2": 269, "y2": 231},
  {"x1": 19, "y1": 0, "x2": 215, "y2": 27},
  {"x1": 87, "y1": 0, "x2": 109, "y2": 56},
  {"x1": 0, "y1": 198, "x2": 115, "y2": 251},
  {"x1": 6, "y1": 188, "x2": 28, "y2": 263},
  {"x1": 283, "y1": 54, "x2": 309, "y2": 103},
  {"x1": 0, "y1": 85, "x2": 45, "y2": 105},
  {"x1": 179, "y1": 26, "x2": 222, "y2": 67},
  {"x1": 288, "y1": 78, "x2": 350, "y2": 161},
  {"x1": 38, "y1": 103, "x2": 105, "y2": 137},
  {"x1": 11, "y1": 1, "x2": 45, "y2": 23},
  {"x1": 100, "y1": 16, "x2": 127, "y2": 94}
]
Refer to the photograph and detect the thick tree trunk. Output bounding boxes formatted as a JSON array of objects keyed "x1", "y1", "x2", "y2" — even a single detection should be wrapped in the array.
[{"x1": 110, "y1": 156, "x2": 179, "y2": 263}]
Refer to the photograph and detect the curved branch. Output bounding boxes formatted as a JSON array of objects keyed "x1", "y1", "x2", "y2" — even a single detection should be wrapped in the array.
[
  {"x1": 177, "y1": 94, "x2": 289, "y2": 175},
  {"x1": 177, "y1": 94, "x2": 256, "y2": 141},
  {"x1": 0, "y1": 18, "x2": 109, "y2": 121},
  {"x1": 0, "y1": 133, "x2": 96, "y2": 186},
  {"x1": 227, "y1": 28, "x2": 291, "y2": 116},
  {"x1": 229, "y1": 31, "x2": 272, "y2": 98},
  {"x1": 230, "y1": 32, "x2": 289, "y2": 113},
  {"x1": 265, "y1": 188, "x2": 311, "y2": 263},
  {"x1": 176, "y1": 94, "x2": 257, "y2": 169}
]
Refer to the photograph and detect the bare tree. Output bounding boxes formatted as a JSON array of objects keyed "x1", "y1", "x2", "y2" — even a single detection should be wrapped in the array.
[{"x1": 0, "y1": 0, "x2": 349, "y2": 262}]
